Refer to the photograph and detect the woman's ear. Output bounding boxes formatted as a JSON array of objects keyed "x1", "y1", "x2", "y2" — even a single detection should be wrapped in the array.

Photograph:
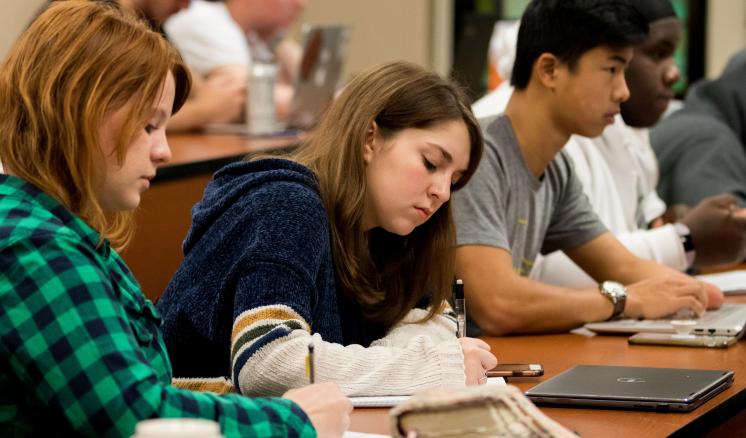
[{"x1": 363, "y1": 121, "x2": 379, "y2": 164}]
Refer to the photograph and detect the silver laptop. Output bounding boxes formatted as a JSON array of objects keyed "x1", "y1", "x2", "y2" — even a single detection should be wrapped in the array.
[
  {"x1": 525, "y1": 365, "x2": 734, "y2": 412},
  {"x1": 584, "y1": 303, "x2": 746, "y2": 337},
  {"x1": 284, "y1": 23, "x2": 350, "y2": 130},
  {"x1": 205, "y1": 24, "x2": 350, "y2": 136}
]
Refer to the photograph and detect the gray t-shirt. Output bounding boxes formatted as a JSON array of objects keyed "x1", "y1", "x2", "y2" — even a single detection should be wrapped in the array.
[{"x1": 454, "y1": 115, "x2": 607, "y2": 276}]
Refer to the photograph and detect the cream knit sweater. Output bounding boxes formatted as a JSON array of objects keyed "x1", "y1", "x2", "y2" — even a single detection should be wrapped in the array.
[{"x1": 235, "y1": 308, "x2": 466, "y2": 397}]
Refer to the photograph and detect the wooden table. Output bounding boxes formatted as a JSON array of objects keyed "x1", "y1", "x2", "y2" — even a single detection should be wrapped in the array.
[
  {"x1": 350, "y1": 294, "x2": 746, "y2": 437},
  {"x1": 120, "y1": 133, "x2": 301, "y2": 300}
]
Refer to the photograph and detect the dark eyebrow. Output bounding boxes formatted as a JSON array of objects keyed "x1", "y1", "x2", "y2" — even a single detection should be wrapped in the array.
[
  {"x1": 608, "y1": 54, "x2": 630, "y2": 65},
  {"x1": 426, "y1": 142, "x2": 453, "y2": 163},
  {"x1": 655, "y1": 40, "x2": 676, "y2": 53},
  {"x1": 152, "y1": 108, "x2": 169, "y2": 125},
  {"x1": 659, "y1": 40, "x2": 675, "y2": 49}
]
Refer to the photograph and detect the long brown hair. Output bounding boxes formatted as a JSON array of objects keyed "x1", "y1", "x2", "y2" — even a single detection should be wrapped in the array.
[
  {"x1": 291, "y1": 61, "x2": 483, "y2": 329},
  {"x1": 0, "y1": 0, "x2": 190, "y2": 249}
]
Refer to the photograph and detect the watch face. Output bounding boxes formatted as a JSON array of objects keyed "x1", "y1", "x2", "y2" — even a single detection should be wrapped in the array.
[{"x1": 601, "y1": 281, "x2": 627, "y2": 319}]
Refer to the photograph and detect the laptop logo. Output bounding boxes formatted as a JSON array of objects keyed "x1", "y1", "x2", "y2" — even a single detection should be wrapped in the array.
[{"x1": 617, "y1": 377, "x2": 646, "y2": 383}]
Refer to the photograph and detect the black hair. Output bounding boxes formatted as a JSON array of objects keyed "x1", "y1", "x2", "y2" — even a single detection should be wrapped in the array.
[
  {"x1": 511, "y1": 0, "x2": 649, "y2": 89},
  {"x1": 629, "y1": 0, "x2": 676, "y2": 23}
]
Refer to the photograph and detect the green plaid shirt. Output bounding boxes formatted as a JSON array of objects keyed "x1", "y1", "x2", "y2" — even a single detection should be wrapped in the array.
[{"x1": 0, "y1": 175, "x2": 315, "y2": 438}]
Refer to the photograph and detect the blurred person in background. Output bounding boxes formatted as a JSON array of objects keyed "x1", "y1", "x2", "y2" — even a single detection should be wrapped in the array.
[{"x1": 165, "y1": 0, "x2": 307, "y2": 127}]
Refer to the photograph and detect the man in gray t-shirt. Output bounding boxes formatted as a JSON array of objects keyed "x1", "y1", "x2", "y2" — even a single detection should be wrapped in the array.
[
  {"x1": 454, "y1": 0, "x2": 722, "y2": 336},
  {"x1": 455, "y1": 114, "x2": 606, "y2": 277}
]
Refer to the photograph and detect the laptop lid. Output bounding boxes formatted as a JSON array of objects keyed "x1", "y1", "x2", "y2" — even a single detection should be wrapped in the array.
[
  {"x1": 584, "y1": 303, "x2": 746, "y2": 337},
  {"x1": 525, "y1": 365, "x2": 734, "y2": 412},
  {"x1": 284, "y1": 23, "x2": 350, "y2": 130}
]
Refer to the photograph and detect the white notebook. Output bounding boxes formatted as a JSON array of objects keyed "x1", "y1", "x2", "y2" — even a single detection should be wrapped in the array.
[
  {"x1": 343, "y1": 432, "x2": 390, "y2": 438},
  {"x1": 697, "y1": 270, "x2": 746, "y2": 295},
  {"x1": 350, "y1": 377, "x2": 506, "y2": 408}
]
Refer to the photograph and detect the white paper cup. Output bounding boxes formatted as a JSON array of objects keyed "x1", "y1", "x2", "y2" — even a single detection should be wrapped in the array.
[{"x1": 131, "y1": 418, "x2": 224, "y2": 438}]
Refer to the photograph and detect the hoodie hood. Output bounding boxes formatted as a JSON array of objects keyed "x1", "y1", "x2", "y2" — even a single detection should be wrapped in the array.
[{"x1": 183, "y1": 158, "x2": 319, "y2": 254}]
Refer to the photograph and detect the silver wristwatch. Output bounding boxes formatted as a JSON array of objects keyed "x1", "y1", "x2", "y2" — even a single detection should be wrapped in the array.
[{"x1": 599, "y1": 281, "x2": 627, "y2": 320}]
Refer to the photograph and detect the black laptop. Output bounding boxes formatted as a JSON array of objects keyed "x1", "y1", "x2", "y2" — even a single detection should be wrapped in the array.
[{"x1": 525, "y1": 365, "x2": 734, "y2": 412}]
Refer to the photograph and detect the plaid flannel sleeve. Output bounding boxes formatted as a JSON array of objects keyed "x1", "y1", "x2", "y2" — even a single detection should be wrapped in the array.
[{"x1": 0, "y1": 234, "x2": 315, "y2": 438}]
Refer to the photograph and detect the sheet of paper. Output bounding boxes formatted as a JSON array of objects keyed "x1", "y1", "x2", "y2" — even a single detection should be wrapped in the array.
[
  {"x1": 343, "y1": 432, "x2": 390, "y2": 438},
  {"x1": 697, "y1": 270, "x2": 746, "y2": 294},
  {"x1": 350, "y1": 377, "x2": 506, "y2": 408}
]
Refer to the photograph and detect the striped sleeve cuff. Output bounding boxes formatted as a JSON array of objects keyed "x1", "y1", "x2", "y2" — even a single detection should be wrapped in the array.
[{"x1": 231, "y1": 305, "x2": 311, "y2": 392}]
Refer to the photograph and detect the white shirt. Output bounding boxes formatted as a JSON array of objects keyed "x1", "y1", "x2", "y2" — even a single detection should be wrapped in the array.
[{"x1": 164, "y1": 0, "x2": 251, "y2": 77}]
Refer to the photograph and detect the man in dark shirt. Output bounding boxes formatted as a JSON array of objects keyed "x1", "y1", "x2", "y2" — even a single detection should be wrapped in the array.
[{"x1": 652, "y1": 49, "x2": 746, "y2": 210}]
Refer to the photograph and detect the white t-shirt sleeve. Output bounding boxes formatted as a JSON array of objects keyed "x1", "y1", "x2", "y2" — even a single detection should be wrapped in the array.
[
  {"x1": 531, "y1": 224, "x2": 688, "y2": 288},
  {"x1": 164, "y1": 1, "x2": 250, "y2": 76},
  {"x1": 628, "y1": 127, "x2": 667, "y2": 224}
]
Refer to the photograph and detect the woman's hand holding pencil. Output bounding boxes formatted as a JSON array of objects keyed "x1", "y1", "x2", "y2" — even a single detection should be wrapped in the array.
[
  {"x1": 284, "y1": 383, "x2": 352, "y2": 437},
  {"x1": 284, "y1": 341, "x2": 352, "y2": 437}
]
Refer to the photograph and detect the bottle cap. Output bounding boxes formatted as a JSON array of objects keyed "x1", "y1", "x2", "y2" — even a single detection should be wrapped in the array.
[{"x1": 453, "y1": 279, "x2": 464, "y2": 300}]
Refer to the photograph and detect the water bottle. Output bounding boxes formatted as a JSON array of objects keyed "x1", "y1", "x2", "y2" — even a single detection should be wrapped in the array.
[{"x1": 247, "y1": 60, "x2": 278, "y2": 135}]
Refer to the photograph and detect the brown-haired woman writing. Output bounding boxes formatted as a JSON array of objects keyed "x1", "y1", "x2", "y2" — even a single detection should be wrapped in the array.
[{"x1": 157, "y1": 61, "x2": 498, "y2": 396}]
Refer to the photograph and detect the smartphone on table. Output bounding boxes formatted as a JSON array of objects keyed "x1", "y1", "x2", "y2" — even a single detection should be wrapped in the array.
[
  {"x1": 628, "y1": 333, "x2": 737, "y2": 348},
  {"x1": 486, "y1": 363, "x2": 544, "y2": 377}
]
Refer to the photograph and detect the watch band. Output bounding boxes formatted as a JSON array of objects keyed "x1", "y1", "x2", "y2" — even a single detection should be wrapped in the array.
[{"x1": 608, "y1": 295, "x2": 626, "y2": 321}]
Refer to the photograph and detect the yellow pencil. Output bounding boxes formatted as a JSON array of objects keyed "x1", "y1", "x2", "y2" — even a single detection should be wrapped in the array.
[{"x1": 305, "y1": 342, "x2": 315, "y2": 384}]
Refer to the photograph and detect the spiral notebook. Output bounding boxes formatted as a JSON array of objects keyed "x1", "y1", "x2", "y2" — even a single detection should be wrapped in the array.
[{"x1": 350, "y1": 377, "x2": 506, "y2": 408}]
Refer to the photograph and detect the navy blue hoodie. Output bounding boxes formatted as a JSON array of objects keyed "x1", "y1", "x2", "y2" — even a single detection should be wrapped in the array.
[{"x1": 157, "y1": 159, "x2": 385, "y2": 379}]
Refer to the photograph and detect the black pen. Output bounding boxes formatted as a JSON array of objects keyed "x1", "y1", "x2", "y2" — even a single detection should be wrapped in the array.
[{"x1": 453, "y1": 279, "x2": 465, "y2": 338}]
